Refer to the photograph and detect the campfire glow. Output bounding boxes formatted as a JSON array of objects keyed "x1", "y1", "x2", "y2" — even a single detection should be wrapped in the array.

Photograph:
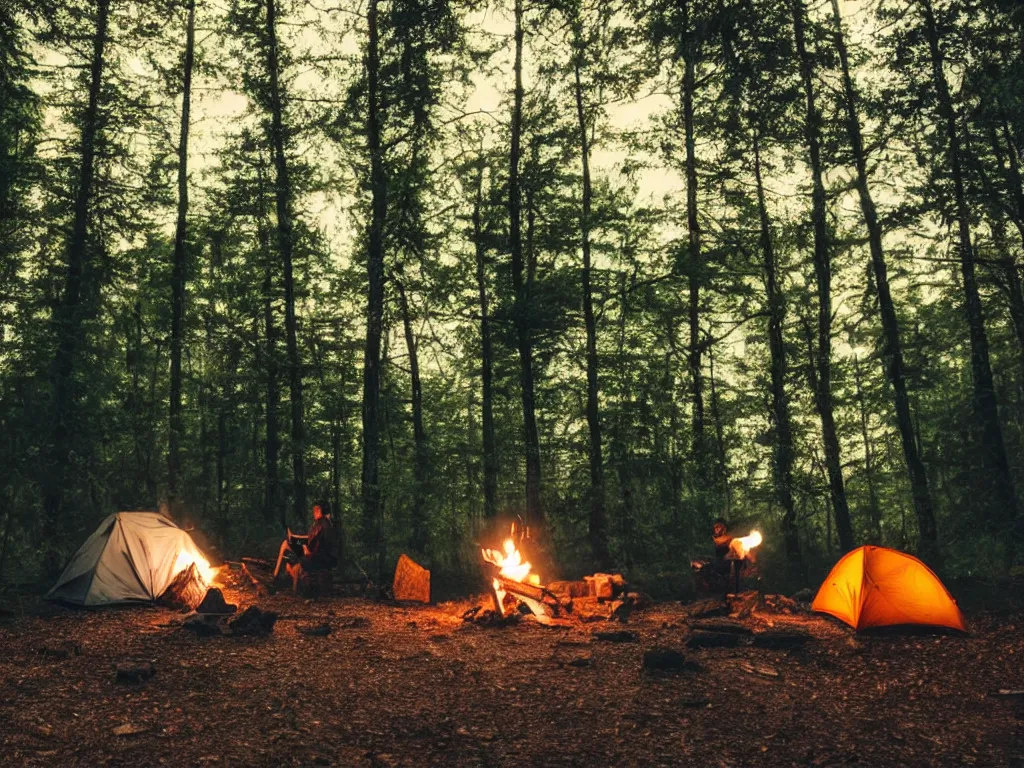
[
  {"x1": 729, "y1": 530, "x2": 763, "y2": 560},
  {"x1": 481, "y1": 528, "x2": 550, "y2": 622},
  {"x1": 174, "y1": 549, "x2": 217, "y2": 586},
  {"x1": 481, "y1": 538, "x2": 534, "y2": 583}
]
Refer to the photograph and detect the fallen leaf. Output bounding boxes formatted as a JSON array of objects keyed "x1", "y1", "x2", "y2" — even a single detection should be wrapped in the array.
[{"x1": 113, "y1": 723, "x2": 148, "y2": 737}]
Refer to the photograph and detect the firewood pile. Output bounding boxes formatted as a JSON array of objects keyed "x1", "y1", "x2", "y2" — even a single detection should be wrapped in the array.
[
  {"x1": 547, "y1": 573, "x2": 649, "y2": 622},
  {"x1": 466, "y1": 571, "x2": 649, "y2": 627},
  {"x1": 684, "y1": 590, "x2": 811, "y2": 622},
  {"x1": 677, "y1": 590, "x2": 816, "y2": 650}
]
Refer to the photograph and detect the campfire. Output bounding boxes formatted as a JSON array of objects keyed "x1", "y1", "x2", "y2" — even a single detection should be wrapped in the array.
[
  {"x1": 163, "y1": 547, "x2": 222, "y2": 611},
  {"x1": 481, "y1": 526, "x2": 556, "y2": 623},
  {"x1": 477, "y1": 524, "x2": 642, "y2": 626},
  {"x1": 174, "y1": 549, "x2": 218, "y2": 586}
]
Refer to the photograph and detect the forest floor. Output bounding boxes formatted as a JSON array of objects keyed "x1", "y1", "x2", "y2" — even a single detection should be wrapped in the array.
[{"x1": 0, "y1": 580, "x2": 1021, "y2": 767}]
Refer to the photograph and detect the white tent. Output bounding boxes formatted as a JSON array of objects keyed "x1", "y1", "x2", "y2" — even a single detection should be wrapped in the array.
[{"x1": 48, "y1": 511, "x2": 212, "y2": 606}]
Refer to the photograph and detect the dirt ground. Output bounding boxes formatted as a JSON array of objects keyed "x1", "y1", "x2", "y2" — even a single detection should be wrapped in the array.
[{"x1": 0, "y1": 582, "x2": 1021, "y2": 767}]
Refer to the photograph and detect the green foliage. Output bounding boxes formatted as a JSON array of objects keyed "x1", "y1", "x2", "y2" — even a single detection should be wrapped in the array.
[{"x1": 1, "y1": 0, "x2": 1023, "y2": 591}]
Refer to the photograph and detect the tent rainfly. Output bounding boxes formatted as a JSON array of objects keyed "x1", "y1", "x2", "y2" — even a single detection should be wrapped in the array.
[
  {"x1": 812, "y1": 545, "x2": 966, "y2": 632},
  {"x1": 47, "y1": 511, "x2": 214, "y2": 607}
]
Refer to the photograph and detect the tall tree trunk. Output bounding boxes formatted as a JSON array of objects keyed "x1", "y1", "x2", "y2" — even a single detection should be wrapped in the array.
[
  {"x1": 217, "y1": 389, "x2": 226, "y2": 518},
  {"x1": 255, "y1": 158, "x2": 282, "y2": 529},
  {"x1": 262, "y1": 265, "x2": 282, "y2": 528},
  {"x1": 168, "y1": 0, "x2": 196, "y2": 513},
  {"x1": 994, "y1": 120, "x2": 1024, "y2": 247},
  {"x1": 920, "y1": 0, "x2": 1017, "y2": 536},
  {"x1": 829, "y1": 0, "x2": 937, "y2": 555},
  {"x1": 987, "y1": 125, "x2": 1024, "y2": 379},
  {"x1": 753, "y1": 130, "x2": 801, "y2": 570},
  {"x1": 363, "y1": 0, "x2": 388, "y2": 580},
  {"x1": 853, "y1": 354, "x2": 882, "y2": 543},
  {"x1": 395, "y1": 273, "x2": 428, "y2": 553},
  {"x1": 680, "y1": 0, "x2": 705, "y2": 458},
  {"x1": 792, "y1": 0, "x2": 853, "y2": 552},
  {"x1": 708, "y1": 341, "x2": 730, "y2": 511},
  {"x1": 264, "y1": 0, "x2": 306, "y2": 525},
  {"x1": 44, "y1": 0, "x2": 109, "y2": 573},
  {"x1": 509, "y1": 0, "x2": 543, "y2": 528},
  {"x1": 994, "y1": 225, "x2": 1024, "y2": 382},
  {"x1": 573, "y1": 51, "x2": 610, "y2": 568},
  {"x1": 331, "y1": 416, "x2": 343, "y2": 561},
  {"x1": 472, "y1": 160, "x2": 498, "y2": 519},
  {"x1": 614, "y1": 270, "x2": 636, "y2": 568},
  {"x1": 131, "y1": 301, "x2": 144, "y2": 496}
]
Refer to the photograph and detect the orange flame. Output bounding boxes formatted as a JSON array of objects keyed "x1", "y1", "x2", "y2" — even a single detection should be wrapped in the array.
[
  {"x1": 174, "y1": 549, "x2": 217, "y2": 586},
  {"x1": 729, "y1": 530, "x2": 763, "y2": 560},
  {"x1": 482, "y1": 538, "x2": 533, "y2": 583}
]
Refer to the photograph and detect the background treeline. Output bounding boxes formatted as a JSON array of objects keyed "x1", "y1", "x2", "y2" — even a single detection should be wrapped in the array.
[{"x1": 2, "y1": 0, "x2": 1023, "y2": 590}]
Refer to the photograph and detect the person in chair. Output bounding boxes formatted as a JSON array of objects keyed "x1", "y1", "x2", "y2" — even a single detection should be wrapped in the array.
[{"x1": 273, "y1": 502, "x2": 338, "y2": 592}]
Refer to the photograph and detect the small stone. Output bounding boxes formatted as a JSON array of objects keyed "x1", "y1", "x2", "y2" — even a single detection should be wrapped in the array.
[
  {"x1": 183, "y1": 614, "x2": 222, "y2": 637},
  {"x1": 594, "y1": 630, "x2": 638, "y2": 643},
  {"x1": 643, "y1": 647, "x2": 697, "y2": 672},
  {"x1": 228, "y1": 606, "x2": 278, "y2": 636},
  {"x1": 195, "y1": 588, "x2": 237, "y2": 616},
  {"x1": 686, "y1": 630, "x2": 743, "y2": 649},
  {"x1": 115, "y1": 661, "x2": 155, "y2": 683},
  {"x1": 751, "y1": 631, "x2": 811, "y2": 650}
]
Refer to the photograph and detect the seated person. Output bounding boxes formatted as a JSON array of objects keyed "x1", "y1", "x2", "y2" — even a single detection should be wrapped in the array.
[
  {"x1": 712, "y1": 518, "x2": 733, "y2": 569},
  {"x1": 692, "y1": 518, "x2": 747, "y2": 584},
  {"x1": 273, "y1": 502, "x2": 338, "y2": 592}
]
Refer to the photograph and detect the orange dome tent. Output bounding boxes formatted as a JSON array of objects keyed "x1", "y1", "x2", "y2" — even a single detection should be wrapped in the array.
[{"x1": 812, "y1": 546, "x2": 966, "y2": 632}]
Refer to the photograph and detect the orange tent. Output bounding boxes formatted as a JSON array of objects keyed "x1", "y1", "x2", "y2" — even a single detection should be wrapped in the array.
[{"x1": 812, "y1": 546, "x2": 966, "y2": 632}]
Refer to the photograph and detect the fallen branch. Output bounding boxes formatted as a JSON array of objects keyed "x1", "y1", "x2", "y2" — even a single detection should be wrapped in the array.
[{"x1": 240, "y1": 561, "x2": 270, "y2": 597}]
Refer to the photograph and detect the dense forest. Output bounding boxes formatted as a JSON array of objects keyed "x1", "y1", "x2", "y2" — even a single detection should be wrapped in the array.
[{"x1": 2, "y1": 0, "x2": 1023, "y2": 588}]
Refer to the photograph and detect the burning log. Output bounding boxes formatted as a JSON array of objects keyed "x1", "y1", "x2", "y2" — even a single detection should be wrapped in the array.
[
  {"x1": 492, "y1": 574, "x2": 561, "y2": 624},
  {"x1": 480, "y1": 525, "x2": 641, "y2": 626},
  {"x1": 462, "y1": 605, "x2": 519, "y2": 628},
  {"x1": 160, "y1": 563, "x2": 207, "y2": 611}
]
